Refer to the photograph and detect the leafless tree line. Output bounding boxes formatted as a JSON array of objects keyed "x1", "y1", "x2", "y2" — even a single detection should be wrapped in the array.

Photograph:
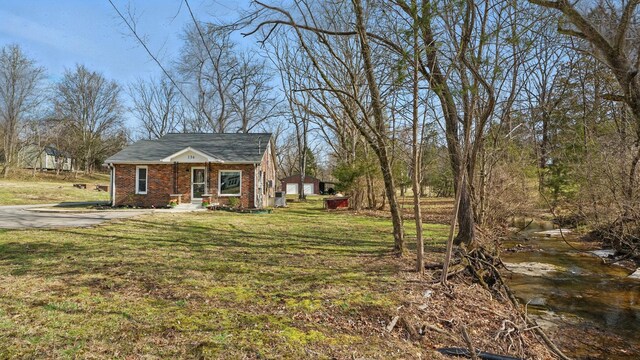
[
  {"x1": 118, "y1": 3, "x2": 282, "y2": 139},
  {"x1": 0, "y1": 45, "x2": 126, "y2": 176},
  {"x1": 233, "y1": 0, "x2": 640, "y2": 266}
]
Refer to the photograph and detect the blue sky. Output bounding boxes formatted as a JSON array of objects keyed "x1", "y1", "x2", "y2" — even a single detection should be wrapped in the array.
[{"x1": 0, "y1": 0, "x2": 253, "y2": 84}]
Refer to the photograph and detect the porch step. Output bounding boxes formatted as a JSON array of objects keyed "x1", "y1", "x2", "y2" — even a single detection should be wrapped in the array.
[{"x1": 174, "y1": 203, "x2": 203, "y2": 211}]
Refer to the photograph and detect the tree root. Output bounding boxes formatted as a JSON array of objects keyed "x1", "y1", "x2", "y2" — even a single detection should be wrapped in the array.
[{"x1": 461, "y1": 324, "x2": 479, "y2": 360}]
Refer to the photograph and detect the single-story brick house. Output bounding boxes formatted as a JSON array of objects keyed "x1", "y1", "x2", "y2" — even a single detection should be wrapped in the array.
[{"x1": 104, "y1": 133, "x2": 276, "y2": 208}]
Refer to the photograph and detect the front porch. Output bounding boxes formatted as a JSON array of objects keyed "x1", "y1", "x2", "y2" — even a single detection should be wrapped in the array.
[
  {"x1": 168, "y1": 162, "x2": 251, "y2": 208},
  {"x1": 169, "y1": 193, "x2": 219, "y2": 209}
]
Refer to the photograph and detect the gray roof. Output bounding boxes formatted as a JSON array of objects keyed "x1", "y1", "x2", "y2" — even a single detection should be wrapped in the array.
[
  {"x1": 44, "y1": 145, "x2": 71, "y2": 158},
  {"x1": 105, "y1": 133, "x2": 273, "y2": 163}
]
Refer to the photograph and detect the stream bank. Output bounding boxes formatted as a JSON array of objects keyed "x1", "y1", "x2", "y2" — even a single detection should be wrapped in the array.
[{"x1": 502, "y1": 218, "x2": 640, "y2": 359}]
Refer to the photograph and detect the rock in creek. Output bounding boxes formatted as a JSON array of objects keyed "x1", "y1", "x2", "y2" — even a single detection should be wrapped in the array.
[
  {"x1": 503, "y1": 262, "x2": 564, "y2": 277},
  {"x1": 590, "y1": 249, "x2": 616, "y2": 258},
  {"x1": 629, "y1": 269, "x2": 640, "y2": 280},
  {"x1": 534, "y1": 229, "x2": 572, "y2": 237}
]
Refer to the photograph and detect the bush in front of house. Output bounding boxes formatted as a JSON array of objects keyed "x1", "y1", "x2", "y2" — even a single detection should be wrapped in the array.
[{"x1": 227, "y1": 197, "x2": 240, "y2": 208}]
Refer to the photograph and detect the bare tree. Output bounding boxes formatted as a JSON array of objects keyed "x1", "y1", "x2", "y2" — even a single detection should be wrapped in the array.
[
  {"x1": 0, "y1": 44, "x2": 45, "y2": 177},
  {"x1": 178, "y1": 23, "x2": 238, "y2": 133},
  {"x1": 270, "y1": 38, "x2": 312, "y2": 200},
  {"x1": 407, "y1": 0, "x2": 425, "y2": 273},
  {"x1": 230, "y1": 52, "x2": 280, "y2": 133},
  {"x1": 130, "y1": 76, "x2": 184, "y2": 139},
  {"x1": 521, "y1": 19, "x2": 574, "y2": 190},
  {"x1": 54, "y1": 64, "x2": 124, "y2": 173},
  {"x1": 388, "y1": 0, "x2": 535, "y2": 246},
  {"x1": 248, "y1": 0, "x2": 407, "y2": 253}
]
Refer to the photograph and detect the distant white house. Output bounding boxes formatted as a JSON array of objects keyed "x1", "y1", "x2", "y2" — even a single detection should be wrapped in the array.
[{"x1": 19, "y1": 145, "x2": 73, "y2": 172}]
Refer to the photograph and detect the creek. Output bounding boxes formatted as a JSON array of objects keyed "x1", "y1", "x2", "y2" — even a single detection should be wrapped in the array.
[{"x1": 502, "y1": 218, "x2": 640, "y2": 359}]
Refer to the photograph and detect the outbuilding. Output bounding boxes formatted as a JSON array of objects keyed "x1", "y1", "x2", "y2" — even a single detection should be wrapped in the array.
[
  {"x1": 280, "y1": 174, "x2": 320, "y2": 195},
  {"x1": 19, "y1": 144, "x2": 74, "y2": 172}
]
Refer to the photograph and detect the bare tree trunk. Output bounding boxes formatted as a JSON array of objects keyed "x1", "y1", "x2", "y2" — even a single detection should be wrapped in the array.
[
  {"x1": 366, "y1": 171, "x2": 374, "y2": 209},
  {"x1": 298, "y1": 149, "x2": 306, "y2": 200},
  {"x1": 477, "y1": 148, "x2": 487, "y2": 226},
  {"x1": 442, "y1": 171, "x2": 464, "y2": 284},
  {"x1": 411, "y1": 0, "x2": 424, "y2": 273},
  {"x1": 353, "y1": 0, "x2": 404, "y2": 254},
  {"x1": 625, "y1": 144, "x2": 640, "y2": 213},
  {"x1": 454, "y1": 174, "x2": 476, "y2": 246}
]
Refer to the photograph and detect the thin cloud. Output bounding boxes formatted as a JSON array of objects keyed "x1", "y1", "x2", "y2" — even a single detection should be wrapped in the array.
[{"x1": 0, "y1": 8, "x2": 99, "y2": 57}]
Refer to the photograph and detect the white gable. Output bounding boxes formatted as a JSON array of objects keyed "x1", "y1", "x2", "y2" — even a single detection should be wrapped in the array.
[
  {"x1": 161, "y1": 147, "x2": 223, "y2": 163},
  {"x1": 173, "y1": 150, "x2": 209, "y2": 163}
]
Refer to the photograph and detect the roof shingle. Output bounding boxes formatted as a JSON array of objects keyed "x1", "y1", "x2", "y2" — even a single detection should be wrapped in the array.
[{"x1": 105, "y1": 133, "x2": 272, "y2": 163}]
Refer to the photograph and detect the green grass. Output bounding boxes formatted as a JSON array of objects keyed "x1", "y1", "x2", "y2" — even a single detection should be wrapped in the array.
[
  {"x1": 0, "y1": 172, "x2": 110, "y2": 205},
  {"x1": 0, "y1": 198, "x2": 449, "y2": 359}
]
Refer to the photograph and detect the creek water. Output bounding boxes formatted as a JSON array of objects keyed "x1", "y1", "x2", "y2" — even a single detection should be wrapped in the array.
[{"x1": 502, "y1": 218, "x2": 640, "y2": 359}]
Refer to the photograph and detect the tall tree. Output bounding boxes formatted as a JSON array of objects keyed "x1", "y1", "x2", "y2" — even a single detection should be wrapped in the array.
[
  {"x1": 270, "y1": 39, "x2": 312, "y2": 200},
  {"x1": 54, "y1": 64, "x2": 124, "y2": 173},
  {"x1": 408, "y1": 0, "x2": 425, "y2": 273},
  {"x1": 129, "y1": 76, "x2": 185, "y2": 139},
  {"x1": 390, "y1": 0, "x2": 531, "y2": 245},
  {"x1": 0, "y1": 44, "x2": 45, "y2": 177},
  {"x1": 230, "y1": 52, "x2": 280, "y2": 133},
  {"x1": 178, "y1": 23, "x2": 238, "y2": 133},
  {"x1": 248, "y1": 0, "x2": 407, "y2": 253}
]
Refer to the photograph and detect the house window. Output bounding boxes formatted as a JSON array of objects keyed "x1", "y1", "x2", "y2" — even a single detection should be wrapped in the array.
[
  {"x1": 136, "y1": 166, "x2": 148, "y2": 194},
  {"x1": 219, "y1": 170, "x2": 241, "y2": 196}
]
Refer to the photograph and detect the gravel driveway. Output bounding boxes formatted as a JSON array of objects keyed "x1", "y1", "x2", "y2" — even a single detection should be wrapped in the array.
[{"x1": 0, "y1": 204, "x2": 151, "y2": 229}]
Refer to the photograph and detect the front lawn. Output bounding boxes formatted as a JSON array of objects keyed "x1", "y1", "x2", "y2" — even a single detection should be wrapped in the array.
[
  {"x1": 0, "y1": 199, "x2": 452, "y2": 358},
  {"x1": 0, "y1": 198, "x2": 555, "y2": 359},
  {"x1": 0, "y1": 172, "x2": 110, "y2": 205}
]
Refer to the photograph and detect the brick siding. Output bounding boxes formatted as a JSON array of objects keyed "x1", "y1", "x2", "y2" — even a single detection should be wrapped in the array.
[
  {"x1": 112, "y1": 140, "x2": 277, "y2": 208},
  {"x1": 113, "y1": 164, "x2": 172, "y2": 207},
  {"x1": 114, "y1": 163, "x2": 260, "y2": 208}
]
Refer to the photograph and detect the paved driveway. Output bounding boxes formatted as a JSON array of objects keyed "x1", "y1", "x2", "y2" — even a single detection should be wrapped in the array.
[{"x1": 0, "y1": 204, "x2": 151, "y2": 229}]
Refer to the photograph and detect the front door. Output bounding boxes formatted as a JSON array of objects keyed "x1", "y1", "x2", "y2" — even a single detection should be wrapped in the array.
[{"x1": 191, "y1": 167, "x2": 206, "y2": 200}]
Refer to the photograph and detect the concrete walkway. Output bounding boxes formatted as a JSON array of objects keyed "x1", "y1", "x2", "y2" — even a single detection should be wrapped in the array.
[{"x1": 0, "y1": 204, "x2": 152, "y2": 229}]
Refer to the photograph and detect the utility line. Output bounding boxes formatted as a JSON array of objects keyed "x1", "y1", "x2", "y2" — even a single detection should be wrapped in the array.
[
  {"x1": 184, "y1": 0, "x2": 221, "y2": 74},
  {"x1": 107, "y1": 0, "x2": 201, "y2": 117}
]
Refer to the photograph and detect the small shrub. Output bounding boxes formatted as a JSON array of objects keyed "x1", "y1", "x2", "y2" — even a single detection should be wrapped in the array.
[
  {"x1": 227, "y1": 197, "x2": 240, "y2": 208},
  {"x1": 168, "y1": 200, "x2": 177, "y2": 208}
]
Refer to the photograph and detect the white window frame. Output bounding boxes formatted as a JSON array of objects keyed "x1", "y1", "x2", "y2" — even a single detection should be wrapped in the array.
[
  {"x1": 218, "y1": 170, "x2": 242, "y2": 197},
  {"x1": 135, "y1": 165, "x2": 148, "y2": 195}
]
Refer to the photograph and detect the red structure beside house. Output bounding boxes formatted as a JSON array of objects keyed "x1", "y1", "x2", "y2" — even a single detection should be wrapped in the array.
[{"x1": 105, "y1": 133, "x2": 276, "y2": 208}]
